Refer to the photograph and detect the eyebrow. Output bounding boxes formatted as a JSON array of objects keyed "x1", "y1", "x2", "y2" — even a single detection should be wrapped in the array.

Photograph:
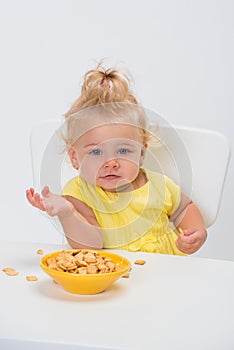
[
  {"x1": 82, "y1": 143, "x2": 99, "y2": 149},
  {"x1": 83, "y1": 141, "x2": 137, "y2": 148},
  {"x1": 117, "y1": 143, "x2": 137, "y2": 148}
]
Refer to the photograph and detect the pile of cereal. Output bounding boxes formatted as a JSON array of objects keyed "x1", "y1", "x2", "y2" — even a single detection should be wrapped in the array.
[{"x1": 46, "y1": 250, "x2": 119, "y2": 275}]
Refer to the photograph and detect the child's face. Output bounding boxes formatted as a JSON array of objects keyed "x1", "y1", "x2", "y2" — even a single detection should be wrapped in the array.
[{"x1": 69, "y1": 124, "x2": 147, "y2": 191}]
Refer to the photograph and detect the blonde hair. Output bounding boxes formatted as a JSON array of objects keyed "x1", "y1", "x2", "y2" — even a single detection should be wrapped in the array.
[
  {"x1": 63, "y1": 61, "x2": 153, "y2": 147},
  {"x1": 65, "y1": 61, "x2": 139, "y2": 118}
]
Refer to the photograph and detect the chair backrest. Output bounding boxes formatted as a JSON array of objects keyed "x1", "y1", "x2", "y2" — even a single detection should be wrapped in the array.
[{"x1": 30, "y1": 120, "x2": 231, "y2": 228}]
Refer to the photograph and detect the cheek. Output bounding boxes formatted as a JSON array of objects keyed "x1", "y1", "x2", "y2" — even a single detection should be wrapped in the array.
[
  {"x1": 79, "y1": 157, "x2": 102, "y2": 183},
  {"x1": 120, "y1": 151, "x2": 142, "y2": 167},
  {"x1": 120, "y1": 159, "x2": 140, "y2": 177}
]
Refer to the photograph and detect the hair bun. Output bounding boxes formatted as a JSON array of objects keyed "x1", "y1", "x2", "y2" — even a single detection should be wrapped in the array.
[{"x1": 65, "y1": 60, "x2": 139, "y2": 118}]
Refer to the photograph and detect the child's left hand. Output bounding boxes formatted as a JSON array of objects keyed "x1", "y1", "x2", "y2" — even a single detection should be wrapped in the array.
[{"x1": 175, "y1": 227, "x2": 207, "y2": 254}]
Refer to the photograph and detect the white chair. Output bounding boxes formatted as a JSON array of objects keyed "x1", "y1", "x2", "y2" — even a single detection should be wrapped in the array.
[{"x1": 30, "y1": 120, "x2": 231, "y2": 228}]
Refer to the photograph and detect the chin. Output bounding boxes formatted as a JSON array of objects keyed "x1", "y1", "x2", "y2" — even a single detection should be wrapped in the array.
[{"x1": 98, "y1": 182, "x2": 117, "y2": 191}]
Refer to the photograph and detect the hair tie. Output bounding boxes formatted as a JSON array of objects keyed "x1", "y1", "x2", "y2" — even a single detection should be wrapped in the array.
[
  {"x1": 100, "y1": 76, "x2": 112, "y2": 89},
  {"x1": 100, "y1": 77, "x2": 105, "y2": 87}
]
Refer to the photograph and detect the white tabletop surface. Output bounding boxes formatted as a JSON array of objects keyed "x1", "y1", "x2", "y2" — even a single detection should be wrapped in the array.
[{"x1": 0, "y1": 240, "x2": 234, "y2": 350}]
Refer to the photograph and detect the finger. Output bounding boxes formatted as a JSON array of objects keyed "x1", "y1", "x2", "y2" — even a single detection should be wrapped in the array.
[
  {"x1": 178, "y1": 227, "x2": 194, "y2": 236},
  {"x1": 183, "y1": 227, "x2": 200, "y2": 235},
  {"x1": 26, "y1": 189, "x2": 38, "y2": 206},
  {"x1": 26, "y1": 190, "x2": 46, "y2": 211},
  {"x1": 177, "y1": 240, "x2": 197, "y2": 251},
  {"x1": 29, "y1": 188, "x2": 35, "y2": 196},
  {"x1": 175, "y1": 239, "x2": 199, "y2": 254},
  {"x1": 26, "y1": 189, "x2": 34, "y2": 205},
  {"x1": 41, "y1": 186, "x2": 50, "y2": 198},
  {"x1": 179, "y1": 232, "x2": 199, "y2": 245},
  {"x1": 179, "y1": 233, "x2": 202, "y2": 248},
  {"x1": 26, "y1": 188, "x2": 35, "y2": 198},
  {"x1": 183, "y1": 229, "x2": 192, "y2": 236},
  {"x1": 179, "y1": 238, "x2": 197, "y2": 247},
  {"x1": 35, "y1": 193, "x2": 48, "y2": 210}
]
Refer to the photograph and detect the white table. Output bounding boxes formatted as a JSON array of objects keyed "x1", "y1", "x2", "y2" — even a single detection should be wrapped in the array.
[{"x1": 1, "y1": 240, "x2": 234, "y2": 350}]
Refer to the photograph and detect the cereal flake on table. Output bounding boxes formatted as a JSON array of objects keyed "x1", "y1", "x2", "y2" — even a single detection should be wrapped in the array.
[
  {"x1": 134, "y1": 260, "x2": 146, "y2": 265},
  {"x1": 2, "y1": 267, "x2": 19, "y2": 276},
  {"x1": 26, "y1": 275, "x2": 38, "y2": 282}
]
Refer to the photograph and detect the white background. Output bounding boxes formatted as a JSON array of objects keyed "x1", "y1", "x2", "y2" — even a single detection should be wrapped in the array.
[{"x1": 0, "y1": 0, "x2": 233, "y2": 260}]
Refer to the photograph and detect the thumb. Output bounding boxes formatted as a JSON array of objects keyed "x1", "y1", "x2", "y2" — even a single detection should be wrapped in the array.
[
  {"x1": 41, "y1": 186, "x2": 50, "y2": 198},
  {"x1": 183, "y1": 227, "x2": 196, "y2": 236}
]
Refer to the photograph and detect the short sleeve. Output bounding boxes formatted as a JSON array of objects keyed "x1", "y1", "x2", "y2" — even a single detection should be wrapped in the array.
[
  {"x1": 164, "y1": 176, "x2": 181, "y2": 216},
  {"x1": 62, "y1": 177, "x2": 83, "y2": 201}
]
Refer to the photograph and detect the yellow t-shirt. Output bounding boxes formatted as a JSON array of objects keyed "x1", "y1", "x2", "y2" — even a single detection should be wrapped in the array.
[{"x1": 62, "y1": 169, "x2": 184, "y2": 255}]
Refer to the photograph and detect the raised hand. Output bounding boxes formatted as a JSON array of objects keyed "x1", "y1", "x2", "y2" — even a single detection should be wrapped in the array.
[
  {"x1": 26, "y1": 187, "x2": 46, "y2": 211},
  {"x1": 26, "y1": 186, "x2": 73, "y2": 217}
]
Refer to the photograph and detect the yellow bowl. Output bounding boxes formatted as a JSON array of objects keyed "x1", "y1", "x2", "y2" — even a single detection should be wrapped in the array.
[{"x1": 40, "y1": 250, "x2": 131, "y2": 295}]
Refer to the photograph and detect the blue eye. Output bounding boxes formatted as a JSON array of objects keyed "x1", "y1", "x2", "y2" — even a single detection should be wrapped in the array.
[
  {"x1": 117, "y1": 148, "x2": 129, "y2": 155},
  {"x1": 89, "y1": 149, "x2": 102, "y2": 155}
]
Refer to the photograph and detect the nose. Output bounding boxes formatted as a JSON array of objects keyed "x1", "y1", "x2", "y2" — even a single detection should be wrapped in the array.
[{"x1": 104, "y1": 159, "x2": 120, "y2": 169}]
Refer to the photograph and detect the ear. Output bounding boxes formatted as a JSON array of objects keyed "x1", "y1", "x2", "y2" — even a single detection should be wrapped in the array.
[
  {"x1": 140, "y1": 143, "x2": 148, "y2": 166},
  {"x1": 68, "y1": 147, "x2": 79, "y2": 170}
]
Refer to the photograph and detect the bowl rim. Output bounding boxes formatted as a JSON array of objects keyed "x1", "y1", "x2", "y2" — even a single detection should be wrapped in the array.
[{"x1": 40, "y1": 249, "x2": 131, "y2": 278}]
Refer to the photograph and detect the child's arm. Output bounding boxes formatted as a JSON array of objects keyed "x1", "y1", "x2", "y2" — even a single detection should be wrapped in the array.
[
  {"x1": 170, "y1": 194, "x2": 207, "y2": 254},
  {"x1": 26, "y1": 186, "x2": 103, "y2": 250}
]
